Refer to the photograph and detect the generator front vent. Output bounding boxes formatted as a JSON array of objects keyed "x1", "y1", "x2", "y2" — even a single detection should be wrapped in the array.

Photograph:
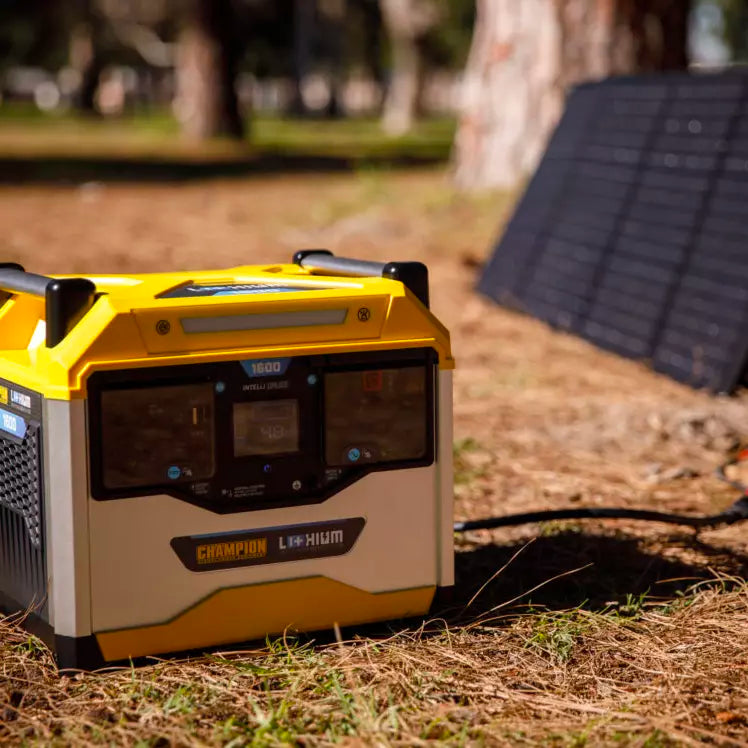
[{"x1": 0, "y1": 426, "x2": 43, "y2": 547}]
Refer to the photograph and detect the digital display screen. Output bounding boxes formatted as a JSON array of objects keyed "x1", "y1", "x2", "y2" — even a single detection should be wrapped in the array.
[
  {"x1": 100, "y1": 383, "x2": 215, "y2": 489},
  {"x1": 325, "y1": 367, "x2": 427, "y2": 466},
  {"x1": 233, "y1": 399, "x2": 300, "y2": 456}
]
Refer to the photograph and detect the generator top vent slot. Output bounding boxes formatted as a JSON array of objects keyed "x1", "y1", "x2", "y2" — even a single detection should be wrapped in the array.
[{"x1": 180, "y1": 308, "x2": 348, "y2": 334}]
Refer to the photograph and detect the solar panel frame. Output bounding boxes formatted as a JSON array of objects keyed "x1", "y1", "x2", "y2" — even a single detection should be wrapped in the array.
[{"x1": 478, "y1": 72, "x2": 748, "y2": 393}]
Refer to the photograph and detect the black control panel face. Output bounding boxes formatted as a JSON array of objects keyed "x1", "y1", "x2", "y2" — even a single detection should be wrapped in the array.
[
  {"x1": 325, "y1": 368, "x2": 427, "y2": 466},
  {"x1": 87, "y1": 348, "x2": 436, "y2": 512},
  {"x1": 100, "y1": 384, "x2": 215, "y2": 489},
  {"x1": 233, "y1": 399, "x2": 299, "y2": 457}
]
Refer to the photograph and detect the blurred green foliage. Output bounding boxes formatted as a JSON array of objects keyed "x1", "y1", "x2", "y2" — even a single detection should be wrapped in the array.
[
  {"x1": 0, "y1": 102, "x2": 456, "y2": 164},
  {"x1": 717, "y1": 0, "x2": 748, "y2": 60},
  {"x1": 0, "y1": 0, "x2": 475, "y2": 77},
  {"x1": 0, "y1": 0, "x2": 71, "y2": 70},
  {"x1": 422, "y1": 0, "x2": 476, "y2": 69}
]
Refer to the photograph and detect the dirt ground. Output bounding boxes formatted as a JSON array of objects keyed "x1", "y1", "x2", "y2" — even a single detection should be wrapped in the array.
[{"x1": 1, "y1": 167, "x2": 747, "y2": 745}]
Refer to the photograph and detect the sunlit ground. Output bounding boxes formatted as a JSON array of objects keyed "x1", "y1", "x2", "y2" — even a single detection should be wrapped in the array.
[{"x1": 0, "y1": 108, "x2": 746, "y2": 745}]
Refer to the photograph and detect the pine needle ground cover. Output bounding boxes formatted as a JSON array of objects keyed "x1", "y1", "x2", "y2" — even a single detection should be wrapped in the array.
[{"x1": 0, "y1": 123, "x2": 745, "y2": 745}]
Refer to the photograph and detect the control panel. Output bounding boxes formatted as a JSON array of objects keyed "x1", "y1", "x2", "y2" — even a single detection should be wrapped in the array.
[{"x1": 87, "y1": 348, "x2": 436, "y2": 512}]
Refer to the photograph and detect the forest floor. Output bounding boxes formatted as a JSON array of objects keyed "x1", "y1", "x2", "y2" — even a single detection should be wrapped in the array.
[{"x1": 0, "y1": 119, "x2": 747, "y2": 746}]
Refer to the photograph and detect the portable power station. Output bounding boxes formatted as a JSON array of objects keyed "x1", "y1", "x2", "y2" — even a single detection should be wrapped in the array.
[{"x1": 0, "y1": 251, "x2": 454, "y2": 669}]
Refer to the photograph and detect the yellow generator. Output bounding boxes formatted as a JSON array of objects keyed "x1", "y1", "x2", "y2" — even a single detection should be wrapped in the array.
[{"x1": 0, "y1": 252, "x2": 454, "y2": 668}]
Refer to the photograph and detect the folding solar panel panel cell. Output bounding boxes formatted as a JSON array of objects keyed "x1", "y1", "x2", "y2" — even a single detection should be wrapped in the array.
[{"x1": 478, "y1": 72, "x2": 748, "y2": 393}]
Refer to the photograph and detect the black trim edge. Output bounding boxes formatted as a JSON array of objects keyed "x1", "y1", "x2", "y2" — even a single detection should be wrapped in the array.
[
  {"x1": 54, "y1": 634, "x2": 106, "y2": 671},
  {"x1": 382, "y1": 261, "x2": 430, "y2": 309},
  {"x1": 0, "y1": 588, "x2": 54, "y2": 647},
  {"x1": 45, "y1": 278, "x2": 98, "y2": 348},
  {"x1": 429, "y1": 585, "x2": 455, "y2": 614},
  {"x1": 293, "y1": 248, "x2": 334, "y2": 264}
]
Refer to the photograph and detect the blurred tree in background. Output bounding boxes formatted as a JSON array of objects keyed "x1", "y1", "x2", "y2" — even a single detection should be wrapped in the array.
[
  {"x1": 379, "y1": 0, "x2": 440, "y2": 135},
  {"x1": 0, "y1": 0, "x2": 475, "y2": 140},
  {"x1": 718, "y1": 0, "x2": 748, "y2": 59},
  {"x1": 452, "y1": 0, "x2": 692, "y2": 190},
  {"x1": 1, "y1": 0, "x2": 745, "y2": 184},
  {"x1": 174, "y1": 0, "x2": 245, "y2": 138},
  {"x1": 0, "y1": 0, "x2": 70, "y2": 71},
  {"x1": 378, "y1": 0, "x2": 474, "y2": 134}
]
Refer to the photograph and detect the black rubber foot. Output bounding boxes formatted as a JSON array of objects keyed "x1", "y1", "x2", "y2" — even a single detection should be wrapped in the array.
[
  {"x1": 430, "y1": 585, "x2": 455, "y2": 614},
  {"x1": 55, "y1": 634, "x2": 106, "y2": 671}
]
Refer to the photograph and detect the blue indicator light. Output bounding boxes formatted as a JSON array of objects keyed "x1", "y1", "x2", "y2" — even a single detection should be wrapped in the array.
[
  {"x1": 263, "y1": 464, "x2": 272, "y2": 473},
  {"x1": 215, "y1": 381, "x2": 226, "y2": 393},
  {"x1": 307, "y1": 374, "x2": 318, "y2": 386},
  {"x1": 347, "y1": 448, "x2": 361, "y2": 462},
  {"x1": 167, "y1": 465, "x2": 182, "y2": 480}
]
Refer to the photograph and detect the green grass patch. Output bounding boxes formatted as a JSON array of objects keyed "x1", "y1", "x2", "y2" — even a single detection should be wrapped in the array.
[
  {"x1": 0, "y1": 103, "x2": 455, "y2": 164},
  {"x1": 453, "y1": 436, "x2": 490, "y2": 486},
  {"x1": 525, "y1": 610, "x2": 592, "y2": 663}
]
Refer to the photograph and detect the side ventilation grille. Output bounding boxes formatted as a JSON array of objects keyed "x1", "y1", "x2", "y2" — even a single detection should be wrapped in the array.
[
  {"x1": 0, "y1": 427, "x2": 46, "y2": 614},
  {"x1": 0, "y1": 427, "x2": 43, "y2": 546}
]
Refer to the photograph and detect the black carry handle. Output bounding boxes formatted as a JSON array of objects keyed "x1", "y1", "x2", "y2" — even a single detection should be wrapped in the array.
[
  {"x1": 293, "y1": 249, "x2": 430, "y2": 309},
  {"x1": 0, "y1": 264, "x2": 97, "y2": 347}
]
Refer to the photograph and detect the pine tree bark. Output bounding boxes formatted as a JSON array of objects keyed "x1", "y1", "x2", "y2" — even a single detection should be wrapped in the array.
[
  {"x1": 452, "y1": 0, "x2": 691, "y2": 190},
  {"x1": 379, "y1": 0, "x2": 439, "y2": 135},
  {"x1": 69, "y1": 0, "x2": 105, "y2": 115},
  {"x1": 70, "y1": 21, "x2": 104, "y2": 114},
  {"x1": 174, "y1": 0, "x2": 244, "y2": 140},
  {"x1": 290, "y1": 0, "x2": 315, "y2": 117},
  {"x1": 320, "y1": 0, "x2": 348, "y2": 118}
]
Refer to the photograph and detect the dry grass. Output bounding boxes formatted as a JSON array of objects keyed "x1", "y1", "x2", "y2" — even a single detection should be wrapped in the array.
[
  {"x1": 2, "y1": 578, "x2": 747, "y2": 746},
  {"x1": 0, "y1": 160, "x2": 746, "y2": 746}
]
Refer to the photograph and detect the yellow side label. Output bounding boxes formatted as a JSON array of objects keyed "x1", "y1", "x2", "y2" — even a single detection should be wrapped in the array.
[{"x1": 0, "y1": 386, "x2": 7, "y2": 405}]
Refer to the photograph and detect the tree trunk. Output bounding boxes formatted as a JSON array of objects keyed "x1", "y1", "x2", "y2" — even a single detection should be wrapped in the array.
[
  {"x1": 70, "y1": 21, "x2": 104, "y2": 114},
  {"x1": 452, "y1": 0, "x2": 691, "y2": 190},
  {"x1": 381, "y1": 30, "x2": 420, "y2": 134},
  {"x1": 320, "y1": 0, "x2": 347, "y2": 118},
  {"x1": 290, "y1": 0, "x2": 315, "y2": 117},
  {"x1": 70, "y1": 0, "x2": 105, "y2": 115},
  {"x1": 379, "y1": 0, "x2": 438, "y2": 135},
  {"x1": 174, "y1": 0, "x2": 244, "y2": 140}
]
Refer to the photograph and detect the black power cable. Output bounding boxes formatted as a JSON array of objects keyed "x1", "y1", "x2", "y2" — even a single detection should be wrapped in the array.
[{"x1": 453, "y1": 452, "x2": 748, "y2": 533}]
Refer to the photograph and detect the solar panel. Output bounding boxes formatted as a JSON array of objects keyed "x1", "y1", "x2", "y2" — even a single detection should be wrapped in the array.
[{"x1": 479, "y1": 72, "x2": 748, "y2": 393}]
